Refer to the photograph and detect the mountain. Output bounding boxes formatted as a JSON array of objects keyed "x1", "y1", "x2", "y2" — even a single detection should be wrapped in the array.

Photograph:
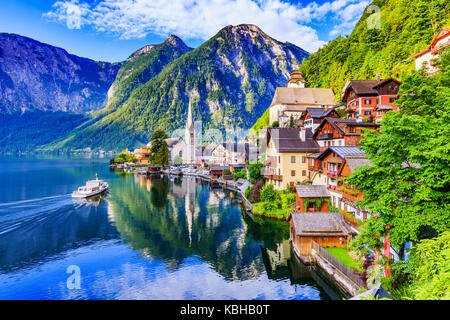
[
  {"x1": 50, "y1": 24, "x2": 309, "y2": 151},
  {"x1": 299, "y1": 0, "x2": 450, "y2": 96},
  {"x1": 0, "y1": 33, "x2": 121, "y2": 113},
  {"x1": 101, "y1": 35, "x2": 193, "y2": 116}
]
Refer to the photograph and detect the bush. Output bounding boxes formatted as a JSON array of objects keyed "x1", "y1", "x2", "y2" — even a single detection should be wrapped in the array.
[
  {"x1": 249, "y1": 181, "x2": 264, "y2": 203},
  {"x1": 248, "y1": 161, "x2": 265, "y2": 183},
  {"x1": 223, "y1": 169, "x2": 231, "y2": 176},
  {"x1": 233, "y1": 169, "x2": 247, "y2": 181},
  {"x1": 272, "y1": 121, "x2": 279, "y2": 128},
  {"x1": 260, "y1": 184, "x2": 278, "y2": 203},
  {"x1": 245, "y1": 185, "x2": 253, "y2": 199}
]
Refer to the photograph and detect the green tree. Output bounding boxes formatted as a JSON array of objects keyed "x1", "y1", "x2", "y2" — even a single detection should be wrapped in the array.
[
  {"x1": 271, "y1": 121, "x2": 279, "y2": 128},
  {"x1": 347, "y1": 50, "x2": 450, "y2": 258},
  {"x1": 248, "y1": 161, "x2": 265, "y2": 183},
  {"x1": 150, "y1": 129, "x2": 170, "y2": 166},
  {"x1": 173, "y1": 155, "x2": 183, "y2": 166},
  {"x1": 409, "y1": 231, "x2": 450, "y2": 300}
]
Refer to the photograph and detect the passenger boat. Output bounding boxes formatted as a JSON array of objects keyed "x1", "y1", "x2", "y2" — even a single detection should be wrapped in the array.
[{"x1": 72, "y1": 174, "x2": 109, "y2": 198}]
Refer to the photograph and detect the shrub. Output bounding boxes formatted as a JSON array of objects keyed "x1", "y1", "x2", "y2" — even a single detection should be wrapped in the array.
[
  {"x1": 249, "y1": 181, "x2": 264, "y2": 203},
  {"x1": 272, "y1": 121, "x2": 279, "y2": 128},
  {"x1": 245, "y1": 186, "x2": 253, "y2": 199},
  {"x1": 233, "y1": 169, "x2": 247, "y2": 181},
  {"x1": 248, "y1": 161, "x2": 265, "y2": 183},
  {"x1": 223, "y1": 169, "x2": 231, "y2": 176},
  {"x1": 260, "y1": 184, "x2": 278, "y2": 203}
]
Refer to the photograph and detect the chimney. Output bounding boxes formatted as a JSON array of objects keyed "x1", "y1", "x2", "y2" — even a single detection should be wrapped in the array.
[
  {"x1": 376, "y1": 73, "x2": 381, "y2": 81},
  {"x1": 299, "y1": 128, "x2": 306, "y2": 141}
]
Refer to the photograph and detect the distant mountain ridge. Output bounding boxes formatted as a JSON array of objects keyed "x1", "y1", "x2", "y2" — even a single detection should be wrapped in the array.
[
  {"x1": 0, "y1": 33, "x2": 121, "y2": 114},
  {"x1": 51, "y1": 24, "x2": 309, "y2": 151}
]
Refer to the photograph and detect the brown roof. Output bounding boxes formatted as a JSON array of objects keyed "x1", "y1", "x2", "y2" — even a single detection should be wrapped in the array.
[
  {"x1": 342, "y1": 78, "x2": 402, "y2": 101},
  {"x1": 312, "y1": 117, "x2": 380, "y2": 139},
  {"x1": 295, "y1": 185, "x2": 330, "y2": 198},
  {"x1": 270, "y1": 87, "x2": 335, "y2": 108},
  {"x1": 289, "y1": 212, "x2": 357, "y2": 236},
  {"x1": 267, "y1": 128, "x2": 320, "y2": 153}
]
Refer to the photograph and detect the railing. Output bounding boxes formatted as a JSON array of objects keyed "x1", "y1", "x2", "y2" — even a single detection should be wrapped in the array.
[{"x1": 311, "y1": 241, "x2": 366, "y2": 289}]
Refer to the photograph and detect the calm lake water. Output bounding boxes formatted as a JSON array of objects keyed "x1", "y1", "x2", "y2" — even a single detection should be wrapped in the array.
[{"x1": 0, "y1": 155, "x2": 345, "y2": 300}]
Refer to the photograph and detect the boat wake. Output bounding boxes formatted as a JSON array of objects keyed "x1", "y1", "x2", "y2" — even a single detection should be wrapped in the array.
[{"x1": 0, "y1": 194, "x2": 74, "y2": 236}]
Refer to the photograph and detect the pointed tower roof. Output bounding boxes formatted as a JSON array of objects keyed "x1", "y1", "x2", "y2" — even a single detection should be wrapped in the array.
[{"x1": 186, "y1": 100, "x2": 194, "y2": 129}]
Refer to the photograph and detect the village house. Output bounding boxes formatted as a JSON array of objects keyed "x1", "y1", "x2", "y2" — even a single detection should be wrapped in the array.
[
  {"x1": 337, "y1": 156, "x2": 372, "y2": 221},
  {"x1": 295, "y1": 185, "x2": 331, "y2": 212},
  {"x1": 308, "y1": 146, "x2": 365, "y2": 208},
  {"x1": 264, "y1": 127, "x2": 320, "y2": 190},
  {"x1": 300, "y1": 106, "x2": 341, "y2": 132},
  {"x1": 269, "y1": 71, "x2": 336, "y2": 127},
  {"x1": 195, "y1": 146, "x2": 213, "y2": 166},
  {"x1": 412, "y1": 28, "x2": 449, "y2": 76},
  {"x1": 288, "y1": 212, "x2": 357, "y2": 257},
  {"x1": 211, "y1": 142, "x2": 256, "y2": 166},
  {"x1": 136, "y1": 145, "x2": 151, "y2": 164},
  {"x1": 341, "y1": 75, "x2": 402, "y2": 121},
  {"x1": 312, "y1": 117, "x2": 380, "y2": 151}
]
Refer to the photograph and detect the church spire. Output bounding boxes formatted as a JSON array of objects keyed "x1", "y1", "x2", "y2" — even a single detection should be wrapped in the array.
[{"x1": 186, "y1": 100, "x2": 194, "y2": 129}]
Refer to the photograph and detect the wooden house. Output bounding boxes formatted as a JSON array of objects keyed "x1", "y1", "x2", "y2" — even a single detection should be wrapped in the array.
[
  {"x1": 337, "y1": 156, "x2": 372, "y2": 221},
  {"x1": 295, "y1": 185, "x2": 331, "y2": 212},
  {"x1": 312, "y1": 117, "x2": 380, "y2": 151},
  {"x1": 288, "y1": 212, "x2": 357, "y2": 257},
  {"x1": 300, "y1": 106, "x2": 341, "y2": 132},
  {"x1": 209, "y1": 166, "x2": 228, "y2": 179},
  {"x1": 341, "y1": 76, "x2": 402, "y2": 121}
]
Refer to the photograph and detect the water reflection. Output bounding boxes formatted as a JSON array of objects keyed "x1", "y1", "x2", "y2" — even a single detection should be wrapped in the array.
[{"x1": 0, "y1": 157, "x2": 344, "y2": 299}]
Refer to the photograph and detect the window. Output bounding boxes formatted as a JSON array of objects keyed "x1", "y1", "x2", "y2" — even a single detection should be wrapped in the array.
[
  {"x1": 349, "y1": 126, "x2": 355, "y2": 133},
  {"x1": 364, "y1": 99, "x2": 371, "y2": 105},
  {"x1": 389, "y1": 97, "x2": 398, "y2": 103},
  {"x1": 291, "y1": 170, "x2": 295, "y2": 177},
  {"x1": 302, "y1": 170, "x2": 306, "y2": 176},
  {"x1": 302, "y1": 156, "x2": 306, "y2": 163},
  {"x1": 376, "y1": 98, "x2": 380, "y2": 104},
  {"x1": 364, "y1": 110, "x2": 371, "y2": 116},
  {"x1": 355, "y1": 100, "x2": 359, "y2": 106},
  {"x1": 291, "y1": 156, "x2": 296, "y2": 163}
]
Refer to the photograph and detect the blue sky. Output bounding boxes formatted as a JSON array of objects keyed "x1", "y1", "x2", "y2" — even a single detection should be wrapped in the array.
[{"x1": 0, "y1": 0, "x2": 370, "y2": 62}]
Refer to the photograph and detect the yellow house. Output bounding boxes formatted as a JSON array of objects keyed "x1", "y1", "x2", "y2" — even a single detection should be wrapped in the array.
[
  {"x1": 137, "y1": 145, "x2": 151, "y2": 164},
  {"x1": 264, "y1": 128, "x2": 320, "y2": 190}
]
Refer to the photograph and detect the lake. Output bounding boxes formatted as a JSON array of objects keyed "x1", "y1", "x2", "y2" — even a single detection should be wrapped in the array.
[{"x1": 0, "y1": 155, "x2": 345, "y2": 300}]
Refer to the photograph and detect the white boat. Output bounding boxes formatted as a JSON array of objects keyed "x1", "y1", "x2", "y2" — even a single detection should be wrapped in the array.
[{"x1": 72, "y1": 174, "x2": 109, "y2": 198}]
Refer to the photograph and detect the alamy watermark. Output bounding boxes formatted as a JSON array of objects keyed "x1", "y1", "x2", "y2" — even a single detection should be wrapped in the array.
[{"x1": 66, "y1": 265, "x2": 81, "y2": 289}]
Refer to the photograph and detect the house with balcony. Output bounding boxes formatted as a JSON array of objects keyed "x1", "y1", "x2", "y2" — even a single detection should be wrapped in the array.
[
  {"x1": 300, "y1": 106, "x2": 341, "y2": 132},
  {"x1": 310, "y1": 146, "x2": 365, "y2": 209},
  {"x1": 336, "y1": 156, "x2": 372, "y2": 221},
  {"x1": 312, "y1": 117, "x2": 380, "y2": 151},
  {"x1": 411, "y1": 28, "x2": 449, "y2": 76},
  {"x1": 341, "y1": 75, "x2": 402, "y2": 121},
  {"x1": 264, "y1": 127, "x2": 320, "y2": 190}
]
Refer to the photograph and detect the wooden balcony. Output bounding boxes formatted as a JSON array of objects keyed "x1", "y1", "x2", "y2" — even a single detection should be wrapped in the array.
[{"x1": 317, "y1": 133, "x2": 334, "y2": 140}]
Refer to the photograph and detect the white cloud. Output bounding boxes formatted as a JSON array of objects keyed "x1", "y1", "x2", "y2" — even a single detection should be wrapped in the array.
[{"x1": 44, "y1": 0, "x2": 369, "y2": 53}]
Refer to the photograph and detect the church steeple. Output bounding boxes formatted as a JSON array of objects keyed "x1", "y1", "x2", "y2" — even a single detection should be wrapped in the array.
[
  {"x1": 186, "y1": 99, "x2": 194, "y2": 130},
  {"x1": 185, "y1": 100, "x2": 195, "y2": 164}
]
